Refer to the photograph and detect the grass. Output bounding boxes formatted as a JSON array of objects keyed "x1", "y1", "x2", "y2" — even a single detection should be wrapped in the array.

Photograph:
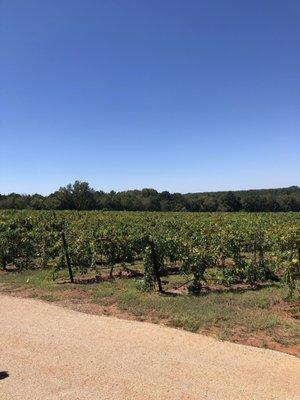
[{"x1": 0, "y1": 268, "x2": 299, "y2": 355}]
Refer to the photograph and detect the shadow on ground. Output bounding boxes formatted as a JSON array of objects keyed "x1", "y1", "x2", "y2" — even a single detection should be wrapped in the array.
[{"x1": 0, "y1": 371, "x2": 9, "y2": 380}]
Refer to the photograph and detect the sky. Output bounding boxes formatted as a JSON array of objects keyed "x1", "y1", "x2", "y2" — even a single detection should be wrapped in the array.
[{"x1": 1, "y1": 0, "x2": 299, "y2": 195}]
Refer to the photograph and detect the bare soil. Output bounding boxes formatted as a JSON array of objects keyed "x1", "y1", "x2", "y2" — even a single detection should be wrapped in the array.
[{"x1": 1, "y1": 294, "x2": 299, "y2": 400}]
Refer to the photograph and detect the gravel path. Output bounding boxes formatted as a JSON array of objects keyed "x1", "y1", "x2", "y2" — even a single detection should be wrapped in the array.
[{"x1": 0, "y1": 294, "x2": 299, "y2": 400}]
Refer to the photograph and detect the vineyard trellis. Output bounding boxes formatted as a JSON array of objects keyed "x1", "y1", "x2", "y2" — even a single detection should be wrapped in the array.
[{"x1": 0, "y1": 210, "x2": 299, "y2": 297}]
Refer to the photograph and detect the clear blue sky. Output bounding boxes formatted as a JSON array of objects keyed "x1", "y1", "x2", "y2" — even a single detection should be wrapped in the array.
[{"x1": 1, "y1": 0, "x2": 299, "y2": 195}]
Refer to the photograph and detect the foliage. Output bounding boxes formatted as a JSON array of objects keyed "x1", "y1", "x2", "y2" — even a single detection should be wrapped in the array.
[
  {"x1": 1, "y1": 182, "x2": 300, "y2": 212},
  {"x1": 0, "y1": 210, "x2": 299, "y2": 295}
]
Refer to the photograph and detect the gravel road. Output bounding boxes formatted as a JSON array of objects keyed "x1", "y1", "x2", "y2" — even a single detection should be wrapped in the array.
[{"x1": 0, "y1": 294, "x2": 299, "y2": 399}]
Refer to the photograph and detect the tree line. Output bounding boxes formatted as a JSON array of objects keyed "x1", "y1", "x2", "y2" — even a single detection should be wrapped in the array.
[{"x1": 0, "y1": 181, "x2": 299, "y2": 212}]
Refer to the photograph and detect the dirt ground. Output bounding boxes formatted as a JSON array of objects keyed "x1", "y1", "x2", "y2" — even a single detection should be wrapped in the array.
[{"x1": 0, "y1": 294, "x2": 299, "y2": 400}]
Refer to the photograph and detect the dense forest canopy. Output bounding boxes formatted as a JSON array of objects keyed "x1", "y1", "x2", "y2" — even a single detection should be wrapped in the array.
[{"x1": 0, "y1": 182, "x2": 299, "y2": 212}]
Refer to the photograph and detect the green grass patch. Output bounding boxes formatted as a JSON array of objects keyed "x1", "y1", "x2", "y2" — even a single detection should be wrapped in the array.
[{"x1": 0, "y1": 269, "x2": 299, "y2": 354}]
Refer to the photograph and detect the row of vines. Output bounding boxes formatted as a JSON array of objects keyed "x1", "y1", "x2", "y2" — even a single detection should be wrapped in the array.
[{"x1": 0, "y1": 211, "x2": 299, "y2": 296}]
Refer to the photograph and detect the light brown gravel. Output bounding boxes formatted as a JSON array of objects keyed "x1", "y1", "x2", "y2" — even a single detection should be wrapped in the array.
[{"x1": 0, "y1": 294, "x2": 299, "y2": 400}]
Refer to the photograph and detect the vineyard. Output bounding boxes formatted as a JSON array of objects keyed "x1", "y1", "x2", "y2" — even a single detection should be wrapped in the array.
[{"x1": 1, "y1": 210, "x2": 299, "y2": 297}]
